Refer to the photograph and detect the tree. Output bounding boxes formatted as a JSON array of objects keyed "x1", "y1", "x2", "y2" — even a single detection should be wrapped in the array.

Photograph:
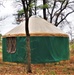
[
  {"x1": 15, "y1": 0, "x2": 74, "y2": 27},
  {"x1": 21, "y1": 0, "x2": 32, "y2": 73},
  {"x1": 46, "y1": 0, "x2": 74, "y2": 26},
  {"x1": 15, "y1": 0, "x2": 74, "y2": 40}
]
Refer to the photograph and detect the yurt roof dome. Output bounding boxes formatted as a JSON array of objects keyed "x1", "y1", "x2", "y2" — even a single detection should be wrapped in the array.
[{"x1": 3, "y1": 16, "x2": 68, "y2": 37}]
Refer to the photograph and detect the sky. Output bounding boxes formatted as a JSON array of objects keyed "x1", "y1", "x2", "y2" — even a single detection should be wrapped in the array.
[
  {"x1": 0, "y1": 0, "x2": 74, "y2": 39},
  {"x1": 0, "y1": 0, "x2": 18, "y2": 35}
]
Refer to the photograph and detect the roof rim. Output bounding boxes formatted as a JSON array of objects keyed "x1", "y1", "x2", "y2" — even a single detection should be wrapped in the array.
[{"x1": 2, "y1": 33, "x2": 68, "y2": 38}]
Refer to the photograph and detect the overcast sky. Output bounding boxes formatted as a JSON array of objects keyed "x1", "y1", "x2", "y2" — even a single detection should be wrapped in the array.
[{"x1": 0, "y1": 0, "x2": 18, "y2": 35}]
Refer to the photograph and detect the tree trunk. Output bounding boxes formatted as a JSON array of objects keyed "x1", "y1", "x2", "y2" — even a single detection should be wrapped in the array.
[
  {"x1": 43, "y1": 0, "x2": 47, "y2": 66},
  {"x1": 43, "y1": 0, "x2": 47, "y2": 20},
  {"x1": 26, "y1": 35, "x2": 32, "y2": 73},
  {"x1": 21, "y1": 0, "x2": 32, "y2": 73},
  {"x1": 25, "y1": 17, "x2": 32, "y2": 73},
  {"x1": 34, "y1": 0, "x2": 37, "y2": 15}
]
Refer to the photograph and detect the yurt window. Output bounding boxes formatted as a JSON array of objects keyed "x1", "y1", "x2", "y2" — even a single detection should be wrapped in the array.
[{"x1": 7, "y1": 37, "x2": 16, "y2": 53}]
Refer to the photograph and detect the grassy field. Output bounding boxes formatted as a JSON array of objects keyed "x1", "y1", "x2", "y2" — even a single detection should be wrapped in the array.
[{"x1": 0, "y1": 41, "x2": 74, "y2": 75}]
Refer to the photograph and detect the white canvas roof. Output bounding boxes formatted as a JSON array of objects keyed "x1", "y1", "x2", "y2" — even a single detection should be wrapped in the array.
[{"x1": 3, "y1": 16, "x2": 68, "y2": 37}]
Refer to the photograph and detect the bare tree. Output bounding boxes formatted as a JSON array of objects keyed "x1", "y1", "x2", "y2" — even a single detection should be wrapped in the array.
[
  {"x1": 15, "y1": 0, "x2": 74, "y2": 27},
  {"x1": 47, "y1": 0, "x2": 74, "y2": 26}
]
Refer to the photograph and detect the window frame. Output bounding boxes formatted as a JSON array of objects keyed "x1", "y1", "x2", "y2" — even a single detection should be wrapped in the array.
[{"x1": 7, "y1": 37, "x2": 16, "y2": 53}]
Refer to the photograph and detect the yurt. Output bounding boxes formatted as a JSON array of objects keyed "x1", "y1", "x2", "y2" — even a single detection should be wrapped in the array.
[{"x1": 2, "y1": 16, "x2": 69, "y2": 63}]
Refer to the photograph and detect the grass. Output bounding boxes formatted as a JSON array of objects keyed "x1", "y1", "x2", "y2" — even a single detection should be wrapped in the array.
[
  {"x1": 0, "y1": 50, "x2": 2, "y2": 52},
  {"x1": 70, "y1": 43, "x2": 74, "y2": 56},
  {"x1": 70, "y1": 43, "x2": 74, "y2": 50}
]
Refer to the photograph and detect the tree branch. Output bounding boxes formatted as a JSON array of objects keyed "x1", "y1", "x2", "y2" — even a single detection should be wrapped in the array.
[
  {"x1": 67, "y1": 6, "x2": 74, "y2": 11},
  {"x1": 49, "y1": 0, "x2": 68, "y2": 24},
  {"x1": 0, "y1": 16, "x2": 8, "y2": 21},
  {"x1": 0, "y1": 1, "x2": 5, "y2": 7},
  {"x1": 57, "y1": 11, "x2": 74, "y2": 26},
  {"x1": 68, "y1": 1, "x2": 74, "y2": 4},
  {"x1": 54, "y1": 0, "x2": 69, "y2": 26},
  {"x1": 50, "y1": 0, "x2": 56, "y2": 23}
]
